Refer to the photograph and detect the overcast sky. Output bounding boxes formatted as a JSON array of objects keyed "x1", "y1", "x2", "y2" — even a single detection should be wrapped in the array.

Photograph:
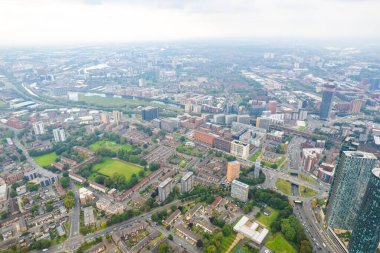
[{"x1": 0, "y1": 0, "x2": 379, "y2": 46}]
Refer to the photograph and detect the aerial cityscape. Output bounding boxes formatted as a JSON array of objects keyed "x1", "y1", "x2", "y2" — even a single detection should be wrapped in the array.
[{"x1": 0, "y1": 1, "x2": 379, "y2": 253}]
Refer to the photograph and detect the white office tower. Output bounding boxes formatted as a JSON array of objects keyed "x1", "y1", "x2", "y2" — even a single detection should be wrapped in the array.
[
  {"x1": 33, "y1": 121, "x2": 45, "y2": 135},
  {"x1": 230, "y1": 140, "x2": 250, "y2": 159},
  {"x1": 139, "y1": 78, "x2": 145, "y2": 87},
  {"x1": 231, "y1": 180, "x2": 249, "y2": 202},
  {"x1": 181, "y1": 172, "x2": 194, "y2": 193},
  {"x1": 254, "y1": 160, "x2": 261, "y2": 178},
  {"x1": 158, "y1": 177, "x2": 173, "y2": 202},
  {"x1": 113, "y1": 110, "x2": 123, "y2": 125},
  {"x1": 53, "y1": 128, "x2": 66, "y2": 142}
]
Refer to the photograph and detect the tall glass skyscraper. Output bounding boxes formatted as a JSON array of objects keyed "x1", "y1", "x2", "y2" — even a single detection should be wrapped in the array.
[
  {"x1": 319, "y1": 83, "x2": 336, "y2": 120},
  {"x1": 326, "y1": 151, "x2": 377, "y2": 230},
  {"x1": 348, "y1": 168, "x2": 380, "y2": 253}
]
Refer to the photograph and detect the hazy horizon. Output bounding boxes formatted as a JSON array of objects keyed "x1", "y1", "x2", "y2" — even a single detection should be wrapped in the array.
[{"x1": 1, "y1": 0, "x2": 380, "y2": 46}]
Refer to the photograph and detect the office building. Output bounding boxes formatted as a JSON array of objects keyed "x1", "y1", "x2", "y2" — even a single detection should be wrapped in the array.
[
  {"x1": 319, "y1": 83, "x2": 336, "y2": 120},
  {"x1": 160, "y1": 118, "x2": 179, "y2": 132},
  {"x1": 138, "y1": 78, "x2": 145, "y2": 87},
  {"x1": 349, "y1": 99, "x2": 363, "y2": 114},
  {"x1": 141, "y1": 106, "x2": 159, "y2": 121},
  {"x1": 267, "y1": 100, "x2": 277, "y2": 114},
  {"x1": 230, "y1": 140, "x2": 250, "y2": 159},
  {"x1": 158, "y1": 177, "x2": 173, "y2": 202},
  {"x1": 100, "y1": 112, "x2": 110, "y2": 124},
  {"x1": 53, "y1": 128, "x2": 66, "y2": 142},
  {"x1": 225, "y1": 114, "x2": 238, "y2": 126},
  {"x1": 326, "y1": 151, "x2": 377, "y2": 230},
  {"x1": 193, "y1": 130, "x2": 215, "y2": 147},
  {"x1": 231, "y1": 180, "x2": 249, "y2": 202},
  {"x1": 233, "y1": 216, "x2": 269, "y2": 246},
  {"x1": 181, "y1": 172, "x2": 194, "y2": 193},
  {"x1": 226, "y1": 161, "x2": 240, "y2": 182},
  {"x1": 113, "y1": 110, "x2": 123, "y2": 125},
  {"x1": 213, "y1": 114, "x2": 225, "y2": 125},
  {"x1": 214, "y1": 137, "x2": 231, "y2": 152},
  {"x1": 317, "y1": 163, "x2": 335, "y2": 184},
  {"x1": 254, "y1": 160, "x2": 261, "y2": 178},
  {"x1": 0, "y1": 184, "x2": 7, "y2": 204},
  {"x1": 348, "y1": 168, "x2": 380, "y2": 253},
  {"x1": 237, "y1": 115, "x2": 251, "y2": 125},
  {"x1": 32, "y1": 121, "x2": 45, "y2": 135},
  {"x1": 301, "y1": 148, "x2": 323, "y2": 173}
]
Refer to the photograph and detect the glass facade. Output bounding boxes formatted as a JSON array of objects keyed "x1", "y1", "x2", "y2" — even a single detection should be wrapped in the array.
[
  {"x1": 326, "y1": 151, "x2": 377, "y2": 230},
  {"x1": 348, "y1": 168, "x2": 380, "y2": 253}
]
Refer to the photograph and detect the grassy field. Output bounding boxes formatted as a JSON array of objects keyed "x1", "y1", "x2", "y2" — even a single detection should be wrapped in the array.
[
  {"x1": 275, "y1": 179, "x2": 292, "y2": 195},
  {"x1": 33, "y1": 152, "x2": 58, "y2": 167},
  {"x1": 299, "y1": 185, "x2": 318, "y2": 198},
  {"x1": 220, "y1": 234, "x2": 236, "y2": 253},
  {"x1": 257, "y1": 207, "x2": 279, "y2": 227},
  {"x1": 89, "y1": 140, "x2": 132, "y2": 152},
  {"x1": 79, "y1": 94, "x2": 171, "y2": 110},
  {"x1": 92, "y1": 158, "x2": 144, "y2": 181},
  {"x1": 266, "y1": 233, "x2": 297, "y2": 253},
  {"x1": 261, "y1": 156, "x2": 285, "y2": 169},
  {"x1": 299, "y1": 173, "x2": 317, "y2": 185},
  {"x1": 249, "y1": 149, "x2": 261, "y2": 162}
]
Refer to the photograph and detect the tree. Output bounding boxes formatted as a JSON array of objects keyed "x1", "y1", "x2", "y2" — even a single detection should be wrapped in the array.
[
  {"x1": 149, "y1": 162, "x2": 160, "y2": 171},
  {"x1": 100, "y1": 221, "x2": 107, "y2": 229},
  {"x1": 222, "y1": 224, "x2": 232, "y2": 236},
  {"x1": 60, "y1": 177, "x2": 70, "y2": 188},
  {"x1": 300, "y1": 240, "x2": 313, "y2": 253},
  {"x1": 158, "y1": 243, "x2": 171, "y2": 253},
  {"x1": 45, "y1": 203, "x2": 54, "y2": 212},
  {"x1": 27, "y1": 182, "x2": 39, "y2": 192},
  {"x1": 196, "y1": 239, "x2": 203, "y2": 248},
  {"x1": 170, "y1": 205, "x2": 177, "y2": 212},
  {"x1": 64, "y1": 190, "x2": 75, "y2": 209},
  {"x1": 31, "y1": 239, "x2": 51, "y2": 250},
  {"x1": 281, "y1": 219, "x2": 296, "y2": 242},
  {"x1": 168, "y1": 234, "x2": 173, "y2": 240},
  {"x1": 205, "y1": 245, "x2": 217, "y2": 253},
  {"x1": 10, "y1": 190, "x2": 17, "y2": 198}
]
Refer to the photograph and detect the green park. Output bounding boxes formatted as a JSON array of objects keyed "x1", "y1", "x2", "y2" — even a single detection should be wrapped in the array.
[
  {"x1": 32, "y1": 152, "x2": 58, "y2": 167},
  {"x1": 91, "y1": 157, "x2": 145, "y2": 181},
  {"x1": 89, "y1": 140, "x2": 132, "y2": 152}
]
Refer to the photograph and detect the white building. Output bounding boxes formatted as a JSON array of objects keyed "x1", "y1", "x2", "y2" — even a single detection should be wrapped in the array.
[
  {"x1": 230, "y1": 140, "x2": 250, "y2": 159},
  {"x1": 181, "y1": 172, "x2": 194, "y2": 194},
  {"x1": 233, "y1": 216, "x2": 269, "y2": 246},
  {"x1": 33, "y1": 121, "x2": 45, "y2": 135},
  {"x1": 0, "y1": 183, "x2": 7, "y2": 204},
  {"x1": 53, "y1": 128, "x2": 66, "y2": 142},
  {"x1": 231, "y1": 180, "x2": 249, "y2": 202},
  {"x1": 158, "y1": 177, "x2": 173, "y2": 202}
]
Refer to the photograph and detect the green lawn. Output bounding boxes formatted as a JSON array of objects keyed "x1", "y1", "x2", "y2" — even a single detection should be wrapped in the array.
[
  {"x1": 33, "y1": 152, "x2": 58, "y2": 167},
  {"x1": 220, "y1": 234, "x2": 236, "y2": 253},
  {"x1": 299, "y1": 186, "x2": 318, "y2": 198},
  {"x1": 249, "y1": 150, "x2": 261, "y2": 162},
  {"x1": 261, "y1": 156, "x2": 285, "y2": 169},
  {"x1": 299, "y1": 173, "x2": 317, "y2": 185},
  {"x1": 275, "y1": 179, "x2": 291, "y2": 195},
  {"x1": 89, "y1": 140, "x2": 132, "y2": 152},
  {"x1": 266, "y1": 233, "x2": 297, "y2": 253},
  {"x1": 92, "y1": 158, "x2": 144, "y2": 181},
  {"x1": 257, "y1": 207, "x2": 279, "y2": 227},
  {"x1": 79, "y1": 94, "x2": 170, "y2": 110}
]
